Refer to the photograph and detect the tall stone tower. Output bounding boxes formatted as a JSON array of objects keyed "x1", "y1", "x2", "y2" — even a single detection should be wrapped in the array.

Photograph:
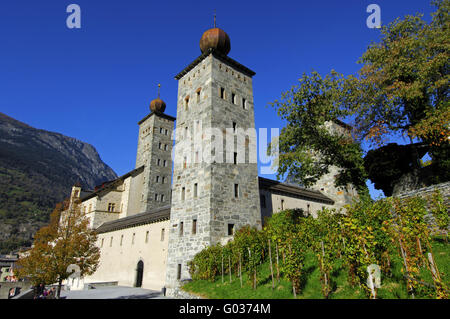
[
  {"x1": 133, "y1": 91, "x2": 175, "y2": 214},
  {"x1": 165, "y1": 26, "x2": 261, "y2": 294}
]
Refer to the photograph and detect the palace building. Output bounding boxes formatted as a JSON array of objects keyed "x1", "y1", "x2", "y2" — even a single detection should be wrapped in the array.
[{"x1": 64, "y1": 24, "x2": 356, "y2": 295}]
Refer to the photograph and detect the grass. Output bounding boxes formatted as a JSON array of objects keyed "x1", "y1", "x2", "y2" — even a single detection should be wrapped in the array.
[{"x1": 182, "y1": 238, "x2": 449, "y2": 299}]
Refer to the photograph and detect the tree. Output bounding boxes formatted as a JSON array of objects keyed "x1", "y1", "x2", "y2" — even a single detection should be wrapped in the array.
[
  {"x1": 15, "y1": 198, "x2": 100, "y2": 298},
  {"x1": 270, "y1": 0, "x2": 449, "y2": 191}
]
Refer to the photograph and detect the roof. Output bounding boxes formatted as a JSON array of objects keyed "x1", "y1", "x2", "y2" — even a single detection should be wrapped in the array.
[
  {"x1": 175, "y1": 49, "x2": 256, "y2": 80},
  {"x1": 80, "y1": 166, "x2": 145, "y2": 201},
  {"x1": 137, "y1": 111, "x2": 176, "y2": 125},
  {"x1": 258, "y1": 177, "x2": 334, "y2": 205},
  {"x1": 95, "y1": 205, "x2": 171, "y2": 234}
]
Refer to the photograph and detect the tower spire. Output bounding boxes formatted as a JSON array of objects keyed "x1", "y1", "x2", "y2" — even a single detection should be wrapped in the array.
[
  {"x1": 213, "y1": 10, "x2": 216, "y2": 28},
  {"x1": 157, "y1": 83, "x2": 161, "y2": 98}
]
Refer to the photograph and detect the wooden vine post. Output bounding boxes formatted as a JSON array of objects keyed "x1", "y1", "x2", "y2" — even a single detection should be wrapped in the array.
[
  {"x1": 268, "y1": 239, "x2": 275, "y2": 290},
  {"x1": 221, "y1": 250, "x2": 224, "y2": 284},
  {"x1": 275, "y1": 242, "x2": 280, "y2": 283},
  {"x1": 320, "y1": 241, "x2": 328, "y2": 296},
  {"x1": 239, "y1": 251, "x2": 243, "y2": 288},
  {"x1": 228, "y1": 255, "x2": 232, "y2": 283}
]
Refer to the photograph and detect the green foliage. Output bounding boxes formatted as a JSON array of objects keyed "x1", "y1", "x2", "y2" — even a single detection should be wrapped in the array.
[
  {"x1": 429, "y1": 189, "x2": 450, "y2": 233},
  {"x1": 188, "y1": 243, "x2": 223, "y2": 282},
  {"x1": 268, "y1": 71, "x2": 368, "y2": 193},
  {"x1": 269, "y1": 0, "x2": 449, "y2": 193},
  {"x1": 188, "y1": 191, "x2": 449, "y2": 299}
]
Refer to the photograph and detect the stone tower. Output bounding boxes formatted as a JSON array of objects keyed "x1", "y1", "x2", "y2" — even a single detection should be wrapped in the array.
[
  {"x1": 134, "y1": 93, "x2": 175, "y2": 214},
  {"x1": 165, "y1": 26, "x2": 261, "y2": 294}
]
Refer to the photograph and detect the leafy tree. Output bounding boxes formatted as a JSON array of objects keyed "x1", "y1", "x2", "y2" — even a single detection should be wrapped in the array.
[
  {"x1": 15, "y1": 199, "x2": 100, "y2": 298},
  {"x1": 269, "y1": 0, "x2": 449, "y2": 191},
  {"x1": 269, "y1": 71, "x2": 368, "y2": 194}
]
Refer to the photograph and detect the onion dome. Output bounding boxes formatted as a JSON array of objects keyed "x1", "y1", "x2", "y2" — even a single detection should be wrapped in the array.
[
  {"x1": 199, "y1": 27, "x2": 231, "y2": 55},
  {"x1": 150, "y1": 83, "x2": 166, "y2": 113},
  {"x1": 150, "y1": 97, "x2": 166, "y2": 113}
]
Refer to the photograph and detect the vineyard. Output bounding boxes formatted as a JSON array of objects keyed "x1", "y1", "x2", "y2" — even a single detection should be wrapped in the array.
[{"x1": 184, "y1": 191, "x2": 449, "y2": 299}]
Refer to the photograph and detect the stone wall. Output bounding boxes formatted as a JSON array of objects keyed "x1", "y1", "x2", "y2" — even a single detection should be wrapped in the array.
[{"x1": 395, "y1": 181, "x2": 450, "y2": 231}]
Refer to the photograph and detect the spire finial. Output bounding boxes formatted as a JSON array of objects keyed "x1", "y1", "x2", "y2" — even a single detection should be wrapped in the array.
[
  {"x1": 213, "y1": 10, "x2": 216, "y2": 28},
  {"x1": 157, "y1": 83, "x2": 161, "y2": 98}
]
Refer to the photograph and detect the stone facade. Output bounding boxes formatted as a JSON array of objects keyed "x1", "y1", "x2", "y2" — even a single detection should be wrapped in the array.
[
  {"x1": 165, "y1": 52, "x2": 262, "y2": 294},
  {"x1": 136, "y1": 113, "x2": 175, "y2": 213}
]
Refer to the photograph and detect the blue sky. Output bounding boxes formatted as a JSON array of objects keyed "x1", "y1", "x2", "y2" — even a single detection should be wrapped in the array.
[{"x1": 0, "y1": 0, "x2": 436, "y2": 198}]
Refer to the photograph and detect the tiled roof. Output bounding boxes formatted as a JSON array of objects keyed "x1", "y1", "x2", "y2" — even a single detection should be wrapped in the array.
[
  {"x1": 175, "y1": 49, "x2": 256, "y2": 80},
  {"x1": 258, "y1": 177, "x2": 334, "y2": 205},
  {"x1": 95, "y1": 205, "x2": 170, "y2": 234}
]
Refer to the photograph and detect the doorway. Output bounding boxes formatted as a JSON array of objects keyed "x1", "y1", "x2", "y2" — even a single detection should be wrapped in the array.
[{"x1": 135, "y1": 260, "x2": 144, "y2": 287}]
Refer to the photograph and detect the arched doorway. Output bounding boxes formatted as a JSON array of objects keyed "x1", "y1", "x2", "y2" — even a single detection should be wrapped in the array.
[{"x1": 135, "y1": 260, "x2": 144, "y2": 287}]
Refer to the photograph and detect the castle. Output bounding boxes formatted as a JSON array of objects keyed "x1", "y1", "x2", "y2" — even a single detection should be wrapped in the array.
[{"x1": 65, "y1": 25, "x2": 356, "y2": 295}]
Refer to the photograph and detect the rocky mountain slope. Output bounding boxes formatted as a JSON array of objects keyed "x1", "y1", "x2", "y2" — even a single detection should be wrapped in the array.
[{"x1": 0, "y1": 112, "x2": 117, "y2": 253}]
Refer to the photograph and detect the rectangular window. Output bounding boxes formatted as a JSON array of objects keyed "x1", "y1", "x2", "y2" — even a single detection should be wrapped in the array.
[
  {"x1": 307, "y1": 204, "x2": 311, "y2": 215},
  {"x1": 281, "y1": 199, "x2": 285, "y2": 210},
  {"x1": 192, "y1": 219, "x2": 197, "y2": 235},
  {"x1": 181, "y1": 187, "x2": 185, "y2": 200},
  {"x1": 110, "y1": 237, "x2": 113, "y2": 247},
  {"x1": 234, "y1": 184, "x2": 239, "y2": 198},
  {"x1": 120, "y1": 235, "x2": 123, "y2": 246},
  {"x1": 232, "y1": 122, "x2": 237, "y2": 133},
  {"x1": 164, "y1": 160, "x2": 167, "y2": 167},
  {"x1": 164, "y1": 144, "x2": 168, "y2": 151},
  {"x1": 132, "y1": 233, "x2": 135, "y2": 245},
  {"x1": 155, "y1": 193, "x2": 158, "y2": 201},
  {"x1": 228, "y1": 224, "x2": 235, "y2": 236},
  {"x1": 242, "y1": 98, "x2": 246, "y2": 109},
  {"x1": 234, "y1": 152, "x2": 237, "y2": 165},
  {"x1": 161, "y1": 194, "x2": 165, "y2": 202},
  {"x1": 161, "y1": 228, "x2": 165, "y2": 241},
  {"x1": 159, "y1": 142, "x2": 162, "y2": 149},
  {"x1": 145, "y1": 231, "x2": 149, "y2": 243},
  {"x1": 183, "y1": 157, "x2": 187, "y2": 169},
  {"x1": 165, "y1": 129, "x2": 168, "y2": 135},
  {"x1": 108, "y1": 203, "x2": 115, "y2": 212},
  {"x1": 177, "y1": 264, "x2": 182, "y2": 280},
  {"x1": 156, "y1": 176, "x2": 160, "y2": 183},
  {"x1": 160, "y1": 127, "x2": 163, "y2": 134},
  {"x1": 196, "y1": 90, "x2": 201, "y2": 103},
  {"x1": 101, "y1": 238, "x2": 104, "y2": 247},
  {"x1": 232, "y1": 93, "x2": 236, "y2": 104},
  {"x1": 157, "y1": 159, "x2": 161, "y2": 166},
  {"x1": 185, "y1": 96, "x2": 189, "y2": 110},
  {"x1": 179, "y1": 222, "x2": 184, "y2": 237},
  {"x1": 162, "y1": 176, "x2": 166, "y2": 184},
  {"x1": 220, "y1": 87, "x2": 225, "y2": 99},
  {"x1": 194, "y1": 183, "x2": 198, "y2": 198}
]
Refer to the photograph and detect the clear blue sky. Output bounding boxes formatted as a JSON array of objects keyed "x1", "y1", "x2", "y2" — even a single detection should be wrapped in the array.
[{"x1": 0, "y1": 0, "x2": 436, "y2": 199}]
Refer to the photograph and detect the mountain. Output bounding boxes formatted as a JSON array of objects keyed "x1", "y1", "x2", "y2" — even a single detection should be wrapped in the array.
[{"x1": 0, "y1": 112, "x2": 118, "y2": 253}]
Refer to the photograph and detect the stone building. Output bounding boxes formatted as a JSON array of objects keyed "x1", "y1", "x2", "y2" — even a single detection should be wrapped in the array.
[{"x1": 63, "y1": 25, "x2": 353, "y2": 293}]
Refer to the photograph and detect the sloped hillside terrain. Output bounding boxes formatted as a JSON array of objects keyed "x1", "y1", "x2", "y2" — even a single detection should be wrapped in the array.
[{"x1": 0, "y1": 112, "x2": 117, "y2": 253}]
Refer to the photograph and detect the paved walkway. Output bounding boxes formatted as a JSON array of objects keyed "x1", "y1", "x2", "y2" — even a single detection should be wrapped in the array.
[{"x1": 60, "y1": 286, "x2": 168, "y2": 299}]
